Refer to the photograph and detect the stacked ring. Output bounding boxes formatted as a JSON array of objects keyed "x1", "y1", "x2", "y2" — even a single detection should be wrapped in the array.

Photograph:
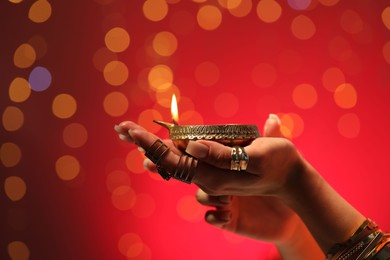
[
  {"x1": 144, "y1": 139, "x2": 199, "y2": 183},
  {"x1": 145, "y1": 139, "x2": 171, "y2": 180},
  {"x1": 173, "y1": 155, "x2": 198, "y2": 184},
  {"x1": 230, "y1": 146, "x2": 248, "y2": 171}
]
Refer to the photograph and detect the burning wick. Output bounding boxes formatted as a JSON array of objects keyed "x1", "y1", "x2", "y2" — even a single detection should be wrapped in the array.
[{"x1": 171, "y1": 94, "x2": 179, "y2": 125}]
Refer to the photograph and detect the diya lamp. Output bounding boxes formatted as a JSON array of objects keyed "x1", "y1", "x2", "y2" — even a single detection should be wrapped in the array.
[{"x1": 153, "y1": 94, "x2": 261, "y2": 151}]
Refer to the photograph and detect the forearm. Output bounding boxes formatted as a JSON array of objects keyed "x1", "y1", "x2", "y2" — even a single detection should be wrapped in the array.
[
  {"x1": 276, "y1": 215, "x2": 324, "y2": 260},
  {"x1": 280, "y1": 157, "x2": 366, "y2": 253}
]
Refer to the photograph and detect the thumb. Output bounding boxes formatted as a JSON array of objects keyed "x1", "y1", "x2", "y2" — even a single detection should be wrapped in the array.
[{"x1": 263, "y1": 114, "x2": 282, "y2": 138}]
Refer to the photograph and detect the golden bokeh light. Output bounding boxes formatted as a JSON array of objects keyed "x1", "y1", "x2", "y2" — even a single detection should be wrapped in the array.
[
  {"x1": 62, "y1": 123, "x2": 88, "y2": 148},
  {"x1": 176, "y1": 195, "x2": 204, "y2": 222},
  {"x1": 103, "y1": 91, "x2": 129, "y2": 117},
  {"x1": 322, "y1": 67, "x2": 346, "y2": 92},
  {"x1": 143, "y1": 0, "x2": 168, "y2": 22},
  {"x1": 103, "y1": 60, "x2": 129, "y2": 86},
  {"x1": 52, "y1": 93, "x2": 77, "y2": 119},
  {"x1": 226, "y1": 0, "x2": 242, "y2": 9},
  {"x1": 382, "y1": 7, "x2": 390, "y2": 30},
  {"x1": 214, "y1": 93, "x2": 239, "y2": 118},
  {"x1": 334, "y1": 83, "x2": 357, "y2": 109},
  {"x1": 131, "y1": 193, "x2": 156, "y2": 218},
  {"x1": 318, "y1": 0, "x2": 340, "y2": 6},
  {"x1": 55, "y1": 155, "x2": 80, "y2": 181},
  {"x1": 137, "y1": 109, "x2": 163, "y2": 133},
  {"x1": 340, "y1": 10, "x2": 363, "y2": 34},
  {"x1": 279, "y1": 113, "x2": 304, "y2": 139},
  {"x1": 106, "y1": 170, "x2": 131, "y2": 192},
  {"x1": 9, "y1": 0, "x2": 23, "y2": 3},
  {"x1": 28, "y1": 0, "x2": 52, "y2": 23},
  {"x1": 111, "y1": 185, "x2": 136, "y2": 211},
  {"x1": 105, "y1": 27, "x2": 130, "y2": 53},
  {"x1": 292, "y1": 83, "x2": 318, "y2": 109},
  {"x1": 9, "y1": 77, "x2": 31, "y2": 103},
  {"x1": 197, "y1": 5, "x2": 223, "y2": 31},
  {"x1": 93, "y1": 47, "x2": 118, "y2": 72},
  {"x1": 7, "y1": 241, "x2": 30, "y2": 260},
  {"x1": 228, "y1": 0, "x2": 252, "y2": 18},
  {"x1": 256, "y1": 0, "x2": 282, "y2": 23},
  {"x1": 4, "y1": 176, "x2": 27, "y2": 201},
  {"x1": 251, "y1": 63, "x2": 277, "y2": 88},
  {"x1": 384, "y1": 41, "x2": 390, "y2": 64},
  {"x1": 1, "y1": 142, "x2": 22, "y2": 168},
  {"x1": 125, "y1": 149, "x2": 146, "y2": 174},
  {"x1": 155, "y1": 84, "x2": 180, "y2": 108},
  {"x1": 13, "y1": 43, "x2": 36, "y2": 69},
  {"x1": 291, "y1": 15, "x2": 316, "y2": 40},
  {"x1": 118, "y1": 233, "x2": 144, "y2": 258},
  {"x1": 2, "y1": 106, "x2": 24, "y2": 131},
  {"x1": 180, "y1": 110, "x2": 204, "y2": 125},
  {"x1": 194, "y1": 61, "x2": 220, "y2": 87},
  {"x1": 338, "y1": 113, "x2": 360, "y2": 138},
  {"x1": 217, "y1": 0, "x2": 229, "y2": 8},
  {"x1": 148, "y1": 64, "x2": 174, "y2": 92},
  {"x1": 152, "y1": 31, "x2": 178, "y2": 57}
]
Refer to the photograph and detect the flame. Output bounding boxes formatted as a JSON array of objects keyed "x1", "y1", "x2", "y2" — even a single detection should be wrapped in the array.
[{"x1": 171, "y1": 94, "x2": 179, "y2": 125}]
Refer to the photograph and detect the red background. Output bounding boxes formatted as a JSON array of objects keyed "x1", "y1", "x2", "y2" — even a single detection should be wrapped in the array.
[{"x1": 2, "y1": 0, "x2": 390, "y2": 259}]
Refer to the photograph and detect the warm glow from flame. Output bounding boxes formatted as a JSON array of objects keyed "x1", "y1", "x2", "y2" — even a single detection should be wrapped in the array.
[{"x1": 171, "y1": 94, "x2": 179, "y2": 125}]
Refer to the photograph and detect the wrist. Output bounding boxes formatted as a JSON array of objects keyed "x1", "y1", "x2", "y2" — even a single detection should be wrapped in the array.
[
  {"x1": 276, "y1": 214, "x2": 323, "y2": 260},
  {"x1": 277, "y1": 153, "x2": 366, "y2": 252}
]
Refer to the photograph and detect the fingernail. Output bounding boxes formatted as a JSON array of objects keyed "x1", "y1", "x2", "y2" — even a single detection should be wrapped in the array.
[
  {"x1": 138, "y1": 146, "x2": 145, "y2": 153},
  {"x1": 219, "y1": 195, "x2": 232, "y2": 204},
  {"x1": 119, "y1": 134, "x2": 130, "y2": 142},
  {"x1": 114, "y1": 125, "x2": 121, "y2": 132},
  {"x1": 269, "y1": 113, "x2": 281, "y2": 124},
  {"x1": 185, "y1": 141, "x2": 209, "y2": 159},
  {"x1": 143, "y1": 158, "x2": 150, "y2": 170},
  {"x1": 128, "y1": 129, "x2": 133, "y2": 137}
]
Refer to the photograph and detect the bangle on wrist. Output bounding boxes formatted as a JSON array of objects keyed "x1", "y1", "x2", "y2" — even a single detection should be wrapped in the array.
[{"x1": 326, "y1": 218, "x2": 383, "y2": 260}]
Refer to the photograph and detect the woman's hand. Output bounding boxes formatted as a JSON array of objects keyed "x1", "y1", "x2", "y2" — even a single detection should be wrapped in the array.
[
  {"x1": 115, "y1": 115, "x2": 323, "y2": 258},
  {"x1": 193, "y1": 115, "x2": 323, "y2": 259},
  {"x1": 115, "y1": 119, "x2": 304, "y2": 198},
  {"x1": 194, "y1": 115, "x2": 298, "y2": 243},
  {"x1": 114, "y1": 114, "x2": 365, "y2": 254}
]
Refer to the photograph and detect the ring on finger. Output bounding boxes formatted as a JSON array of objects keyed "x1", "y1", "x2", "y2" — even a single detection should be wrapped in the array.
[
  {"x1": 145, "y1": 139, "x2": 171, "y2": 180},
  {"x1": 173, "y1": 154, "x2": 198, "y2": 184},
  {"x1": 230, "y1": 146, "x2": 248, "y2": 171}
]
